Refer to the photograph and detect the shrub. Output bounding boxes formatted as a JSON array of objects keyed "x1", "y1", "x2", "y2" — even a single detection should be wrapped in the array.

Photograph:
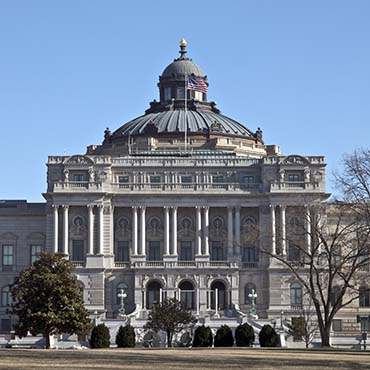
[
  {"x1": 115, "y1": 325, "x2": 136, "y2": 348},
  {"x1": 90, "y1": 323, "x2": 111, "y2": 348},
  {"x1": 214, "y1": 325, "x2": 234, "y2": 347},
  {"x1": 235, "y1": 323, "x2": 255, "y2": 347},
  {"x1": 259, "y1": 324, "x2": 280, "y2": 347},
  {"x1": 192, "y1": 325, "x2": 213, "y2": 347}
]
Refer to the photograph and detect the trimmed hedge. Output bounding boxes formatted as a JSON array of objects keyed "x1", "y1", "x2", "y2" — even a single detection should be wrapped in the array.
[
  {"x1": 235, "y1": 323, "x2": 255, "y2": 347},
  {"x1": 90, "y1": 323, "x2": 111, "y2": 348},
  {"x1": 192, "y1": 325, "x2": 213, "y2": 347},
  {"x1": 259, "y1": 324, "x2": 280, "y2": 347},
  {"x1": 115, "y1": 325, "x2": 136, "y2": 348},
  {"x1": 214, "y1": 325, "x2": 234, "y2": 347}
]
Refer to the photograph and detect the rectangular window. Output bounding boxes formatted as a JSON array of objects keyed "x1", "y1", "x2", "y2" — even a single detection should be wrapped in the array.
[
  {"x1": 164, "y1": 87, "x2": 172, "y2": 101},
  {"x1": 181, "y1": 176, "x2": 192, "y2": 184},
  {"x1": 72, "y1": 173, "x2": 86, "y2": 182},
  {"x1": 30, "y1": 245, "x2": 43, "y2": 264},
  {"x1": 194, "y1": 91, "x2": 203, "y2": 101},
  {"x1": 118, "y1": 175, "x2": 129, "y2": 184},
  {"x1": 287, "y1": 173, "x2": 303, "y2": 182},
  {"x1": 176, "y1": 87, "x2": 185, "y2": 99},
  {"x1": 332, "y1": 319, "x2": 342, "y2": 332},
  {"x1": 180, "y1": 241, "x2": 193, "y2": 261},
  {"x1": 243, "y1": 175, "x2": 255, "y2": 184},
  {"x1": 288, "y1": 244, "x2": 301, "y2": 261},
  {"x1": 116, "y1": 241, "x2": 129, "y2": 262},
  {"x1": 72, "y1": 240, "x2": 85, "y2": 262},
  {"x1": 1, "y1": 319, "x2": 11, "y2": 332},
  {"x1": 242, "y1": 246, "x2": 259, "y2": 262},
  {"x1": 2, "y1": 245, "x2": 13, "y2": 266},
  {"x1": 150, "y1": 175, "x2": 161, "y2": 183},
  {"x1": 212, "y1": 175, "x2": 224, "y2": 184},
  {"x1": 148, "y1": 241, "x2": 161, "y2": 261},
  {"x1": 211, "y1": 241, "x2": 224, "y2": 261}
]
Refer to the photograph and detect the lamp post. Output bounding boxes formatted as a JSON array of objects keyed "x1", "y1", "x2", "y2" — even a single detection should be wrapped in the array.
[
  {"x1": 117, "y1": 288, "x2": 127, "y2": 318},
  {"x1": 248, "y1": 289, "x2": 258, "y2": 319},
  {"x1": 280, "y1": 310, "x2": 285, "y2": 329}
]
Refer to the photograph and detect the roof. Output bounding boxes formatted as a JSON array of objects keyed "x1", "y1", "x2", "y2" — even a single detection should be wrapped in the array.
[
  {"x1": 161, "y1": 58, "x2": 205, "y2": 78},
  {"x1": 112, "y1": 110, "x2": 255, "y2": 138}
]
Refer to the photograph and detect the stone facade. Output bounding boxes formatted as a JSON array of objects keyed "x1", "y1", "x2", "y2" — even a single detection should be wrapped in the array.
[{"x1": 0, "y1": 41, "x2": 363, "y2": 345}]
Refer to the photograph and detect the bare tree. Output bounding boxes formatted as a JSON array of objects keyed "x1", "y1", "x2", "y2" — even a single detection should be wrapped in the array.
[{"x1": 263, "y1": 201, "x2": 370, "y2": 347}]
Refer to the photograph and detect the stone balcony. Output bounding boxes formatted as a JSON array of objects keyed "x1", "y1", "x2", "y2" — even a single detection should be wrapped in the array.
[{"x1": 270, "y1": 181, "x2": 322, "y2": 192}]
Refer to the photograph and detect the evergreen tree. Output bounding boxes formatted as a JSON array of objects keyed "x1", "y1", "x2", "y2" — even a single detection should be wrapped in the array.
[
  {"x1": 259, "y1": 325, "x2": 280, "y2": 347},
  {"x1": 90, "y1": 323, "x2": 111, "y2": 348},
  {"x1": 10, "y1": 253, "x2": 91, "y2": 348},
  {"x1": 214, "y1": 325, "x2": 234, "y2": 347},
  {"x1": 235, "y1": 323, "x2": 255, "y2": 347},
  {"x1": 192, "y1": 325, "x2": 213, "y2": 347},
  {"x1": 115, "y1": 324, "x2": 136, "y2": 348}
]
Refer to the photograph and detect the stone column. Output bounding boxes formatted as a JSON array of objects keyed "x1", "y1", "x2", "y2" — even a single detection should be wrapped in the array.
[
  {"x1": 305, "y1": 205, "x2": 312, "y2": 254},
  {"x1": 227, "y1": 207, "x2": 234, "y2": 258},
  {"x1": 99, "y1": 205, "x2": 104, "y2": 254},
  {"x1": 164, "y1": 206, "x2": 170, "y2": 256},
  {"x1": 280, "y1": 205, "x2": 287, "y2": 256},
  {"x1": 53, "y1": 205, "x2": 59, "y2": 253},
  {"x1": 88, "y1": 204, "x2": 94, "y2": 255},
  {"x1": 110, "y1": 205, "x2": 114, "y2": 255},
  {"x1": 132, "y1": 206, "x2": 138, "y2": 255},
  {"x1": 235, "y1": 206, "x2": 241, "y2": 256},
  {"x1": 196, "y1": 206, "x2": 202, "y2": 256},
  {"x1": 203, "y1": 206, "x2": 210, "y2": 256},
  {"x1": 140, "y1": 206, "x2": 146, "y2": 256},
  {"x1": 171, "y1": 206, "x2": 178, "y2": 256},
  {"x1": 270, "y1": 205, "x2": 276, "y2": 255},
  {"x1": 63, "y1": 205, "x2": 69, "y2": 256}
]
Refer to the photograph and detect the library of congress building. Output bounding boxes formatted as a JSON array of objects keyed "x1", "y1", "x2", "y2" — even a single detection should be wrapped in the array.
[{"x1": 1, "y1": 40, "x2": 355, "y2": 344}]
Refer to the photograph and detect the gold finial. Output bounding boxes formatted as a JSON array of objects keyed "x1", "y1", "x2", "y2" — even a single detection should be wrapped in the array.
[
  {"x1": 179, "y1": 38, "x2": 187, "y2": 58},
  {"x1": 180, "y1": 38, "x2": 187, "y2": 47}
]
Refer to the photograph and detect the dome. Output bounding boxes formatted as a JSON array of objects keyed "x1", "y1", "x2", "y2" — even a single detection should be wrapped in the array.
[
  {"x1": 161, "y1": 59, "x2": 205, "y2": 78},
  {"x1": 112, "y1": 110, "x2": 255, "y2": 138}
]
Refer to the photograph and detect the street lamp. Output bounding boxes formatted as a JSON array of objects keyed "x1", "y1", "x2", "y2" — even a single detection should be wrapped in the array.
[{"x1": 117, "y1": 288, "x2": 127, "y2": 318}]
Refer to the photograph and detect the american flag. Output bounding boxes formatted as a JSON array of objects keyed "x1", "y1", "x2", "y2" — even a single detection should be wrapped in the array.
[{"x1": 187, "y1": 77, "x2": 208, "y2": 94}]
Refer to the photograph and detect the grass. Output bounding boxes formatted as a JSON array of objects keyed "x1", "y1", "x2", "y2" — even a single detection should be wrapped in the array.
[{"x1": 0, "y1": 347, "x2": 369, "y2": 370}]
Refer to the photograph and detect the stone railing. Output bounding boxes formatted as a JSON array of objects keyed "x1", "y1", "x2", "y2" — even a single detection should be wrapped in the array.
[
  {"x1": 114, "y1": 261, "x2": 239, "y2": 269},
  {"x1": 71, "y1": 261, "x2": 85, "y2": 268},
  {"x1": 53, "y1": 181, "x2": 102, "y2": 191},
  {"x1": 270, "y1": 181, "x2": 321, "y2": 192}
]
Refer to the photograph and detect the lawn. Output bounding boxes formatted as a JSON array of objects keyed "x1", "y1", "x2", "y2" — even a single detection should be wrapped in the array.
[{"x1": 0, "y1": 348, "x2": 369, "y2": 370}]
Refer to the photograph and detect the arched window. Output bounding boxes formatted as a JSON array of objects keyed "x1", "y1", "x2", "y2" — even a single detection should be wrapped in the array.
[
  {"x1": 244, "y1": 283, "x2": 257, "y2": 305},
  {"x1": 179, "y1": 281, "x2": 195, "y2": 310},
  {"x1": 1, "y1": 286, "x2": 11, "y2": 307},
  {"x1": 116, "y1": 282, "x2": 128, "y2": 305},
  {"x1": 146, "y1": 281, "x2": 162, "y2": 309},
  {"x1": 290, "y1": 283, "x2": 302, "y2": 306},
  {"x1": 329, "y1": 286, "x2": 342, "y2": 307},
  {"x1": 211, "y1": 281, "x2": 227, "y2": 310},
  {"x1": 359, "y1": 286, "x2": 370, "y2": 307}
]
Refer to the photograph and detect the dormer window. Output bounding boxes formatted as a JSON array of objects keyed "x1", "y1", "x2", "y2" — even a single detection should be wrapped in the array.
[{"x1": 164, "y1": 87, "x2": 172, "y2": 101}]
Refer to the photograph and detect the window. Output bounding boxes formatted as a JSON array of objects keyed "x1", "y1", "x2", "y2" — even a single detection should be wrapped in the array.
[
  {"x1": 146, "y1": 281, "x2": 162, "y2": 309},
  {"x1": 148, "y1": 241, "x2": 161, "y2": 261},
  {"x1": 1, "y1": 319, "x2": 11, "y2": 332},
  {"x1": 116, "y1": 241, "x2": 129, "y2": 262},
  {"x1": 332, "y1": 319, "x2": 342, "y2": 332},
  {"x1": 244, "y1": 283, "x2": 257, "y2": 305},
  {"x1": 212, "y1": 175, "x2": 224, "y2": 184},
  {"x1": 30, "y1": 245, "x2": 43, "y2": 264},
  {"x1": 288, "y1": 244, "x2": 301, "y2": 262},
  {"x1": 290, "y1": 283, "x2": 303, "y2": 306},
  {"x1": 211, "y1": 241, "x2": 224, "y2": 261},
  {"x1": 287, "y1": 173, "x2": 303, "y2": 182},
  {"x1": 181, "y1": 175, "x2": 192, "y2": 184},
  {"x1": 359, "y1": 287, "x2": 370, "y2": 307},
  {"x1": 149, "y1": 176, "x2": 161, "y2": 188},
  {"x1": 1, "y1": 286, "x2": 11, "y2": 307},
  {"x1": 2, "y1": 245, "x2": 13, "y2": 266},
  {"x1": 211, "y1": 281, "x2": 227, "y2": 310},
  {"x1": 242, "y1": 245, "x2": 259, "y2": 263},
  {"x1": 72, "y1": 173, "x2": 86, "y2": 182},
  {"x1": 118, "y1": 176, "x2": 129, "y2": 184},
  {"x1": 176, "y1": 87, "x2": 185, "y2": 99},
  {"x1": 180, "y1": 241, "x2": 192, "y2": 261},
  {"x1": 329, "y1": 286, "x2": 342, "y2": 307},
  {"x1": 164, "y1": 87, "x2": 172, "y2": 101},
  {"x1": 243, "y1": 175, "x2": 255, "y2": 184},
  {"x1": 72, "y1": 240, "x2": 84, "y2": 262},
  {"x1": 194, "y1": 90, "x2": 203, "y2": 101}
]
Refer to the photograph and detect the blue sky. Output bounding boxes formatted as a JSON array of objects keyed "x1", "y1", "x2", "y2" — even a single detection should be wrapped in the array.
[{"x1": 0, "y1": 1, "x2": 369, "y2": 201}]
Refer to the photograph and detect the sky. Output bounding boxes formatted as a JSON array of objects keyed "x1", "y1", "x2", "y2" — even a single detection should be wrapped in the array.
[{"x1": 0, "y1": 0, "x2": 369, "y2": 202}]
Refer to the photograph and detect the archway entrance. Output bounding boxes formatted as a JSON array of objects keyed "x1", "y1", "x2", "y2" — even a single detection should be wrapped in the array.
[
  {"x1": 210, "y1": 281, "x2": 227, "y2": 310},
  {"x1": 179, "y1": 281, "x2": 195, "y2": 310},
  {"x1": 146, "y1": 281, "x2": 162, "y2": 309}
]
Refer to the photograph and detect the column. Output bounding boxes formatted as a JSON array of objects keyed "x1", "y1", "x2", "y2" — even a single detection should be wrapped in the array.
[
  {"x1": 196, "y1": 206, "x2": 202, "y2": 256},
  {"x1": 196, "y1": 288, "x2": 200, "y2": 315},
  {"x1": 270, "y1": 205, "x2": 276, "y2": 255},
  {"x1": 171, "y1": 206, "x2": 178, "y2": 256},
  {"x1": 99, "y1": 205, "x2": 104, "y2": 254},
  {"x1": 63, "y1": 205, "x2": 69, "y2": 256},
  {"x1": 227, "y1": 207, "x2": 234, "y2": 257},
  {"x1": 305, "y1": 205, "x2": 312, "y2": 254},
  {"x1": 88, "y1": 205, "x2": 94, "y2": 255},
  {"x1": 53, "y1": 205, "x2": 59, "y2": 253},
  {"x1": 280, "y1": 205, "x2": 287, "y2": 256},
  {"x1": 235, "y1": 206, "x2": 241, "y2": 256},
  {"x1": 164, "y1": 206, "x2": 170, "y2": 256},
  {"x1": 110, "y1": 205, "x2": 114, "y2": 255},
  {"x1": 140, "y1": 206, "x2": 146, "y2": 256},
  {"x1": 132, "y1": 206, "x2": 138, "y2": 255},
  {"x1": 203, "y1": 206, "x2": 209, "y2": 256}
]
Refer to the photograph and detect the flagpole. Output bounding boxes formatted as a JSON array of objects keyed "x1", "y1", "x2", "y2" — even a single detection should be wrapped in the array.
[{"x1": 184, "y1": 72, "x2": 187, "y2": 152}]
